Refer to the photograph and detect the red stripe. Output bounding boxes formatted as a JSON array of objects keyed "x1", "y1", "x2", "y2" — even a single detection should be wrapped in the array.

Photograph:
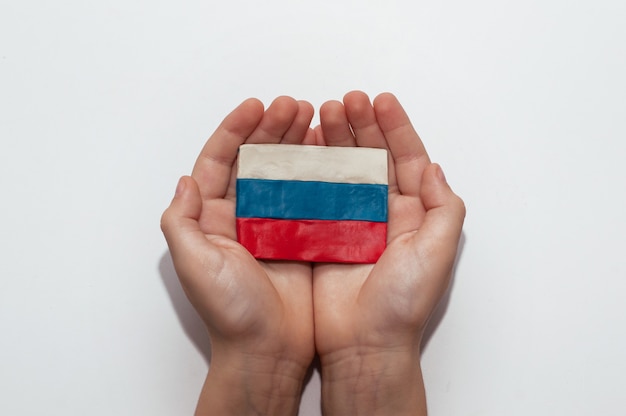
[{"x1": 236, "y1": 218, "x2": 386, "y2": 263}]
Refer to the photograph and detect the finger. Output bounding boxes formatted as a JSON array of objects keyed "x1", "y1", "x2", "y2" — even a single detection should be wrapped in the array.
[
  {"x1": 281, "y1": 100, "x2": 314, "y2": 144},
  {"x1": 319, "y1": 100, "x2": 356, "y2": 147},
  {"x1": 373, "y1": 93, "x2": 430, "y2": 197},
  {"x1": 313, "y1": 125, "x2": 326, "y2": 145},
  {"x1": 245, "y1": 96, "x2": 299, "y2": 144},
  {"x1": 343, "y1": 90, "x2": 397, "y2": 189},
  {"x1": 191, "y1": 98, "x2": 264, "y2": 201},
  {"x1": 161, "y1": 176, "x2": 214, "y2": 278},
  {"x1": 343, "y1": 91, "x2": 386, "y2": 148},
  {"x1": 302, "y1": 127, "x2": 317, "y2": 145},
  {"x1": 414, "y1": 163, "x2": 466, "y2": 278}
]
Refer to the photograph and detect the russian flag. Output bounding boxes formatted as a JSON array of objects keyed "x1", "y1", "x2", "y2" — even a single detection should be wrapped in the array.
[{"x1": 236, "y1": 144, "x2": 388, "y2": 263}]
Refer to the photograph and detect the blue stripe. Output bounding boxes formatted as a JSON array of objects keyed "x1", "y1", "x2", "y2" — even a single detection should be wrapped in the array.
[{"x1": 236, "y1": 179, "x2": 387, "y2": 222}]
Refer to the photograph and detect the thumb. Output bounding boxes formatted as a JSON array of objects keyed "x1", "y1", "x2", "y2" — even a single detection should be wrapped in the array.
[
  {"x1": 160, "y1": 176, "x2": 212, "y2": 271},
  {"x1": 416, "y1": 163, "x2": 466, "y2": 266}
]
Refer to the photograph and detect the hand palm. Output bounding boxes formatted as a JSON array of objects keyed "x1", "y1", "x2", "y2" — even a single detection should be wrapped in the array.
[
  {"x1": 312, "y1": 92, "x2": 461, "y2": 357},
  {"x1": 313, "y1": 186, "x2": 433, "y2": 354},
  {"x1": 163, "y1": 96, "x2": 316, "y2": 364},
  {"x1": 195, "y1": 193, "x2": 313, "y2": 356}
]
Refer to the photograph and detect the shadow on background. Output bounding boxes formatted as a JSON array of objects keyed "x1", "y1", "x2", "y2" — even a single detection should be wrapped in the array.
[
  {"x1": 420, "y1": 231, "x2": 467, "y2": 353},
  {"x1": 159, "y1": 252, "x2": 212, "y2": 365}
]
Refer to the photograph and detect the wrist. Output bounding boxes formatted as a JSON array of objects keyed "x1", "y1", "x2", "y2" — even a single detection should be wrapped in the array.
[
  {"x1": 319, "y1": 346, "x2": 426, "y2": 416},
  {"x1": 195, "y1": 349, "x2": 309, "y2": 416}
]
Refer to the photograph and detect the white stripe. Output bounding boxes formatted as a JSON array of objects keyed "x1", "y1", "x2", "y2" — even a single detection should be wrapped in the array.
[{"x1": 237, "y1": 144, "x2": 388, "y2": 185}]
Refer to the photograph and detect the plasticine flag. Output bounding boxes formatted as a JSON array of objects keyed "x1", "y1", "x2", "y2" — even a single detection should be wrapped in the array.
[{"x1": 236, "y1": 144, "x2": 388, "y2": 263}]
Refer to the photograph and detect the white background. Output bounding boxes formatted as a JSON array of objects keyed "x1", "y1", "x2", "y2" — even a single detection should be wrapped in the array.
[{"x1": 1, "y1": 1, "x2": 625, "y2": 415}]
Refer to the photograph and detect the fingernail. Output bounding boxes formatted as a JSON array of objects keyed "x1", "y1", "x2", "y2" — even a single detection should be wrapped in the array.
[
  {"x1": 175, "y1": 177, "x2": 186, "y2": 196},
  {"x1": 436, "y1": 164, "x2": 447, "y2": 183}
]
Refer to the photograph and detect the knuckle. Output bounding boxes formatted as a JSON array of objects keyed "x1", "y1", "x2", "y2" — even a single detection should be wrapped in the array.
[
  {"x1": 457, "y1": 196, "x2": 467, "y2": 218},
  {"x1": 160, "y1": 208, "x2": 174, "y2": 234},
  {"x1": 451, "y1": 193, "x2": 467, "y2": 220}
]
